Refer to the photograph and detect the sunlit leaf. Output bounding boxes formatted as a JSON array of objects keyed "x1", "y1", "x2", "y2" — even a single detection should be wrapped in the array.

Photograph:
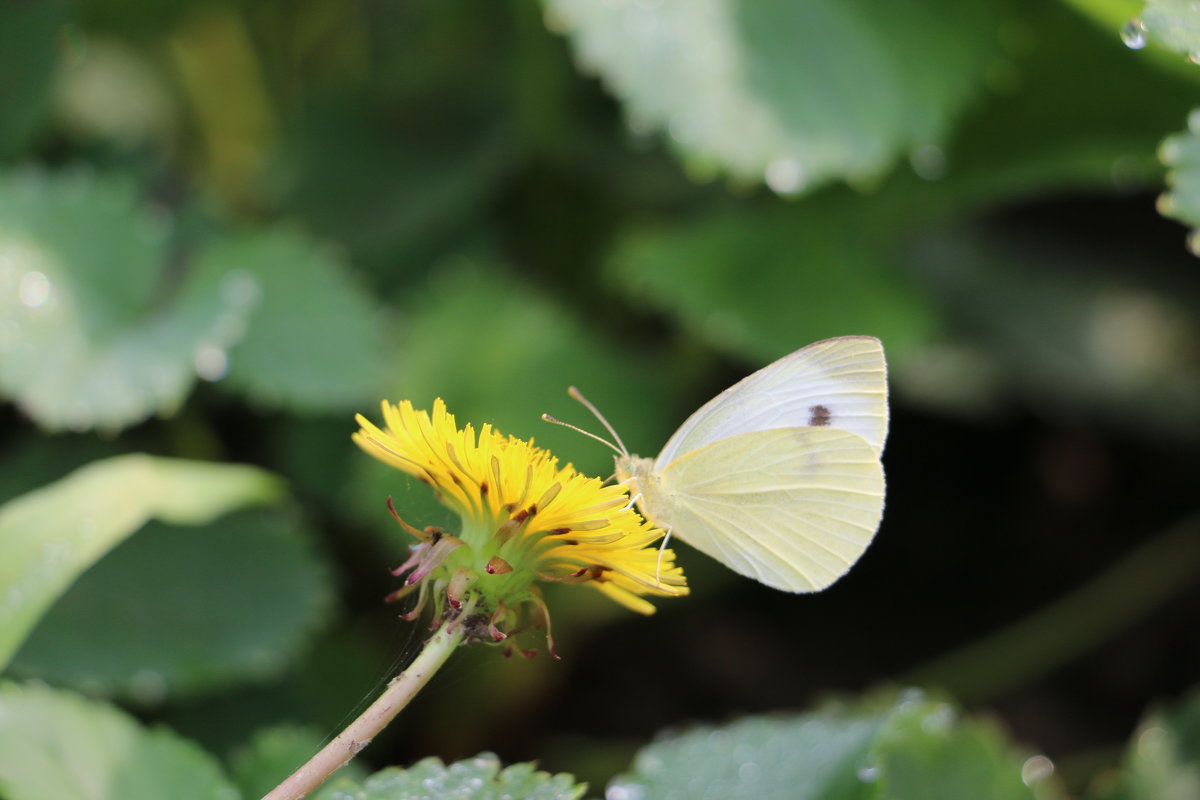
[
  {"x1": 609, "y1": 689, "x2": 1060, "y2": 800},
  {"x1": 10, "y1": 511, "x2": 331, "y2": 702},
  {"x1": 874, "y1": 697, "x2": 1055, "y2": 800},
  {"x1": 912, "y1": 1, "x2": 1191, "y2": 216},
  {"x1": 1158, "y1": 111, "x2": 1200, "y2": 250},
  {"x1": 0, "y1": 169, "x2": 257, "y2": 432},
  {"x1": 208, "y1": 227, "x2": 388, "y2": 412},
  {"x1": 1140, "y1": 1, "x2": 1200, "y2": 59},
  {"x1": 610, "y1": 707, "x2": 886, "y2": 800},
  {"x1": 542, "y1": 0, "x2": 996, "y2": 191},
  {"x1": 606, "y1": 203, "x2": 938, "y2": 364},
  {"x1": 0, "y1": 681, "x2": 239, "y2": 800},
  {"x1": 0, "y1": 454, "x2": 284, "y2": 670},
  {"x1": 312, "y1": 753, "x2": 586, "y2": 800}
]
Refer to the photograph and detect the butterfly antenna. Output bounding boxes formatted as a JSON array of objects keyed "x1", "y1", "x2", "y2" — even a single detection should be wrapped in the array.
[
  {"x1": 567, "y1": 386, "x2": 629, "y2": 456},
  {"x1": 541, "y1": 414, "x2": 624, "y2": 456}
]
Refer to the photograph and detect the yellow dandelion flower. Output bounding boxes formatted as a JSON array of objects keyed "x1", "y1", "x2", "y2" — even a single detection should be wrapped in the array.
[{"x1": 353, "y1": 399, "x2": 687, "y2": 652}]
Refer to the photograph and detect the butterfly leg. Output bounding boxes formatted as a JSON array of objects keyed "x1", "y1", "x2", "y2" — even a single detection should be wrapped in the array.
[{"x1": 655, "y1": 526, "x2": 673, "y2": 587}]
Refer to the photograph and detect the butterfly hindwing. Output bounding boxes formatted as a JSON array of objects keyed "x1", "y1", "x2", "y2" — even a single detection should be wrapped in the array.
[{"x1": 649, "y1": 426, "x2": 885, "y2": 593}]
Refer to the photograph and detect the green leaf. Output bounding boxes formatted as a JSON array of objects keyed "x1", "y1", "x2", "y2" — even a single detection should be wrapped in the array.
[
  {"x1": 874, "y1": 698, "x2": 1053, "y2": 800},
  {"x1": 380, "y1": 259, "x2": 679, "y2": 478},
  {"x1": 1158, "y1": 111, "x2": 1200, "y2": 247},
  {"x1": 1093, "y1": 687, "x2": 1200, "y2": 800},
  {"x1": 231, "y1": 725, "x2": 368, "y2": 800},
  {"x1": 0, "y1": 169, "x2": 257, "y2": 432},
  {"x1": 542, "y1": 0, "x2": 997, "y2": 191},
  {"x1": 921, "y1": 1, "x2": 1191, "y2": 213},
  {"x1": 0, "y1": 681, "x2": 240, "y2": 800},
  {"x1": 605, "y1": 204, "x2": 938, "y2": 364},
  {"x1": 609, "y1": 689, "x2": 1060, "y2": 800},
  {"x1": 0, "y1": 0, "x2": 68, "y2": 158},
  {"x1": 0, "y1": 453, "x2": 284, "y2": 670},
  {"x1": 10, "y1": 510, "x2": 331, "y2": 702},
  {"x1": 266, "y1": 111, "x2": 514, "y2": 275},
  {"x1": 312, "y1": 753, "x2": 586, "y2": 800},
  {"x1": 901, "y1": 224, "x2": 1200, "y2": 437},
  {"x1": 1140, "y1": 1, "x2": 1200, "y2": 58},
  {"x1": 610, "y1": 709, "x2": 887, "y2": 799},
  {"x1": 206, "y1": 227, "x2": 388, "y2": 412}
]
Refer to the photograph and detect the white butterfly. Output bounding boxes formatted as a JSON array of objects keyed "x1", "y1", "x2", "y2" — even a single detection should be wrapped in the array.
[{"x1": 554, "y1": 336, "x2": 888, "y2": 593}]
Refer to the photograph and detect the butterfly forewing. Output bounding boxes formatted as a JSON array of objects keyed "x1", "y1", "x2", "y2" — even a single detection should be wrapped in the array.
[
  {"x1": 653, "y1": 426, "x2": 885, "y2": 593},
  {"x1": 654, "y1": 337, "x2": 889, "y2": 470}
]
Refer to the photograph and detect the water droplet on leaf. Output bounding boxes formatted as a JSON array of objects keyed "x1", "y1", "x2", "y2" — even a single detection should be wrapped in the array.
[
  {"x1": 130, "y1": 668, "x2": 169, "y2": 704},
  {"x1": 193, "y1": 344, "x2": 228, "y2": 381},
  {"x1": 1121, "y1": 19, "x2": 1147, "y2": 50},
  {"x1": 909, "y1": 144, "x2": 947, "y2": 180},
  {"x1": 764, "y1": 158, "x2": 807, "y2": 195},
  {"x1": 1021, "y1": 754, "x2": 1055, "y2": 785},
  {"x1": 17, "y1": 271, "x2": 52, "y2": 309},
  {"x1": 857, "y1": 764, "x2": 879, "y2": 782}
]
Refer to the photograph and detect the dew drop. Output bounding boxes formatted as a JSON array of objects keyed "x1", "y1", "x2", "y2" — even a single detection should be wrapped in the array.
[
  {"x1": 909, "y1": 144, "x2": 947, "y2": 181},
  {"x1": 764, "y1": 158, "x2": 807, "y2": 195},
  {"x1": 737, "y1": 761, "x2": 760, "y2": 782},
  {"x1": 1121, "y1": 18, "x2": 1147, "y2": 50},
  {"x1": 129, "y1": 668, "x2": 169, "y2": 705},
  {"x1": 606, "y1": 787, "x2": 637, "y2": 800},
  {"x1": 1021, "y1": 754, "x2": 1055, "y2": 785},
  {"x1": 17, "y1": 271, "x2": 52, "y2": 308},
  {"x1": 1137, "y1": 725, "x2": 1167, "y2": 755},
  {"x1": 921, "y1": 703, "x2": 956, "y2": 733},
  {"x1": 637, "y1": 753, "x2": 663, "y2": 774},
  {"x1": 857, "y1": 764, "x2": 879, "y2": 783},
  {"x1": 220, "y1": 269, "x2": 261, "y2": 309},
  {"x1": 898, "y1": 687, "x2": 925, "y2": 709},
  {"x1": 1186, "y1": 229, "x2": 1200, "y2": 257},
  {"x1": 707, "y1": 729, "x2": 731, "y2": 748},
  {"x1": 193, "y1": 344, "x2": 228, "y2": 381}
]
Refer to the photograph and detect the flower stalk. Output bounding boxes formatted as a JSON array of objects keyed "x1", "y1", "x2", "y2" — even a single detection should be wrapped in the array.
[{"x1": 260, "y1": 620, "x2": 465, "y2": 800}]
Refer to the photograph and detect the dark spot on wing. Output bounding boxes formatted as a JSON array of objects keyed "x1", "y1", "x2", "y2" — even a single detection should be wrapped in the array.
[{"x1": 808, "y1": 404, "x2": 832, "y2": 426}]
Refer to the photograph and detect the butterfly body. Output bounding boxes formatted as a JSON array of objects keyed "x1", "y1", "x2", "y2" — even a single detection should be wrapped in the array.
[{"x1": 614, "y1": 336, "x2": 889, "y2": 593}]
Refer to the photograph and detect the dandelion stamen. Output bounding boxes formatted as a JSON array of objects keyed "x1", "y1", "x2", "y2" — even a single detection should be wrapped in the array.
[{"x1": 353, "y1": 398, "x2": 689, "y2": 650}]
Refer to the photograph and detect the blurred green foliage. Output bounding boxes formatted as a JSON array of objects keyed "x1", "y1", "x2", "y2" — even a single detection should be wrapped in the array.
[{"x1": 1, "y1": 0, "x2": 1199, "y2": 796}]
